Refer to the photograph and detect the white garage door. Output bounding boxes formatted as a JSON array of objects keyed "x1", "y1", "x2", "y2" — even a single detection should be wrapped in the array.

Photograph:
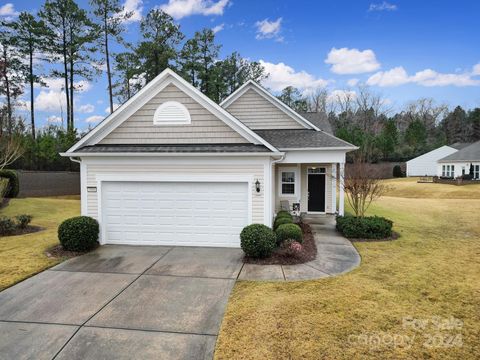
[{"x1": 101, "y1": 181, "x2": 249, "y2": 247}]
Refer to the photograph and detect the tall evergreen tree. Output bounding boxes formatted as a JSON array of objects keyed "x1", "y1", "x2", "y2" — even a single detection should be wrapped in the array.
[
  {"x1": 10, "y1": 12, "x2": 48, "y2": 139},
  {"x1": 468, "y1": 108, "x2": 480, "y2": 142},
  {"x1": 90, "y1": 0, "x2": 132, "y2": 114},
  {"x1": 40, "y1": 0, "x2": 96, "y2": 132},
  {"x1": 443, "y1": 106, "x2": 467, "y2": 144},
  {"x1": 178, "y1": 37, "x2": 201, "y2": 87},
  {"x1": 0, "y1": 20, "x2": 28, "y2": 134},
  {"x1": 194, "y1": 28, "x2": 220, "y2": 98},
  {"x1": 277, "y1": 86, "x2": 308, "y2": 112},
  {"x1": 113, "y1": 51, "x2": 142, "y2": 102},
  {"x1": 137, "y1": 9, "x2": 184, "y2": 82}
]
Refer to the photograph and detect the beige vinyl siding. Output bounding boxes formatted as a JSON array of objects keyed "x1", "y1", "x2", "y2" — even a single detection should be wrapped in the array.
[
  {"x1": 275, "y1": 163, "x2": 333, "y2": 214},
  {"x1": 100, "y1": 84, "x2": 249, "y2": 144},
  {"x1": 85, "y1": 162, "x2": 265, "y2": 224},
  {"x1": 225, "y1": 88, "x2": 305, "y2": 130}
]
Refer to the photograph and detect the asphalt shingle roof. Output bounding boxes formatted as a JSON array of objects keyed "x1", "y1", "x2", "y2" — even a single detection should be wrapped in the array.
[
  {"x1": 75, "y1": 144, "x2": 272, "y2": 153},
  {"x1": 254, "y1": 129, "x2": 356, "y2": 149},
  {"x1": 299, "y1": 112, "x2": 333, "y2": 134},
  {"x1": 439, "y1": 140, "x2": 480, "y2": 162},
  {"x1": 450, "y1": 142, "x2": 471, "y2": 150}
]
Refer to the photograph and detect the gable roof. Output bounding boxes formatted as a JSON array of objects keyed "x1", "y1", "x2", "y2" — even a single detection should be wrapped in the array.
[
  {"x1": 220, "y1": 80, "x2": 320, "y2": 131},
  {"x1": 439, "y1": 140, "x2": 480, "y2": 162},
  {"x1": 449, "y1": 142, "x2": 471, "y2": 150},
  {"x1": 298, "y1": 112, "x2": 333, "y2": 134},
  {"x1": 254, "y1": 129, "x2": 357, "y2": 150},
  {"x1": 64, "y1": 69, "x2": 279, "y2": 154}
]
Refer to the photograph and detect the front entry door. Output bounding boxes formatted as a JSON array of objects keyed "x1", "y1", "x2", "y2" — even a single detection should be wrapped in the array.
[{"x1": 308, "y1": 169, "x2": 326, "y2": 212}]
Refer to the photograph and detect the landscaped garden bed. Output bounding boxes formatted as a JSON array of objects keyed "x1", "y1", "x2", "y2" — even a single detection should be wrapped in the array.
[{"x1": 240, "y1": 211, "x2": 317, "y2": 265}]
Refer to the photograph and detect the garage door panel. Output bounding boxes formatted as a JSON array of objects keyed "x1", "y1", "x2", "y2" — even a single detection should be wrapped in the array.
[{"x1": 101, "y1": 181, "x2": 248, "y2": 247}]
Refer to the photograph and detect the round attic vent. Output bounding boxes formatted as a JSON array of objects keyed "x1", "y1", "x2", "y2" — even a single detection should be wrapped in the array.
[{"x1": 153, "y1": 101, "x2": 191, "y2": 125}]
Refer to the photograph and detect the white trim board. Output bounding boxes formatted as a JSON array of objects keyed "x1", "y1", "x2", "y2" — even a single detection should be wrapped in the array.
[
  {"x1": 220, "y1": 80, "x2": 320, "y2": 131},
  {"x1": 64, "y1": 69, "x2": 279, "y2": 154}
]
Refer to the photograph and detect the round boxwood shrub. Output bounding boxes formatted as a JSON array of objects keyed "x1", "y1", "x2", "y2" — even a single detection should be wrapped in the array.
[
  {"x1": 274, "y1": 216, "x2": 293, "y2": 230},
  {"x1": 0, "y1": 170, "x2": 19, "y2": 198},
  {"x1": 276, "y1": 211, "x2": 293, "y2": 220},
  {"x1": 240, "y1": 224, "x2": 276, "y2": 258},
  {"x1": 275, "y1": 223, "x2": 303, "y2": 245},
  {"x1": 58, "y1": 216, "x2": 99, "y2": 251},
  {"x1": 336, "y1": 215, "x2": 393, "y2": 239}
]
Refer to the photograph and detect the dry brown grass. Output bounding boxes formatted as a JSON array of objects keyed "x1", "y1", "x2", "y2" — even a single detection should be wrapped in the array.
[
  {"x1": 215, "y1": 182, "x2": 480, "y2": 359},
  {"x1": 0, "y1": 197, "x2": 80, "y2": 290}
]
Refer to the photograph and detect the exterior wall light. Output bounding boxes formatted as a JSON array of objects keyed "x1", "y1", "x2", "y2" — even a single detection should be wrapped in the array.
[{"x1": 255, "y1": 179, "x2": 261, "y2": 193}]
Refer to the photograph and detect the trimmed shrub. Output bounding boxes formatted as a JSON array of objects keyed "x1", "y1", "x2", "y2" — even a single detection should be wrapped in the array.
[
  {"x1": 240, "y1": 224, "x2": 276, "y2": 258},
  {"x1": 0, "y1": 216, "x2": 16, "y2": 235},
  {"x1": 392, "y1": 165, "x2": 403, "y2": 178},
  {"x1": 275, "y1": 223, "x2": 303, "y2": 244},
  {"x1": 58, "y1": 216, "x2": 99, "y2": 251},
  {"x1": 336, "y1": 215, "x2": 393, "y2": 239},
  {"x1": 16, "y1": 214, "x2": 32, "y2": 229},
  {"x1": 0, "y1": 170, "x2": 19, "y2": 198},
  {"x1": 274, "y1": 216, "x2": 293, "y2": 230},
  {"x1": 276, "y1": 211, "x2": 293, "y2": 220}
]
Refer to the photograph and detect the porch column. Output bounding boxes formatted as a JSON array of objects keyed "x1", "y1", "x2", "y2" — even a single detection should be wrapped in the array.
[
  {"x1": 331, "y1": 163, "x2": 337, "y2": 213},
  {"x1": 339, "y1": 162, "x2": 345, "y2": 216}
]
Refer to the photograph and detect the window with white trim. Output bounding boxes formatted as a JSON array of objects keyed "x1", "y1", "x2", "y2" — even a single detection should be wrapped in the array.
[
  {"x1": 443, "y1": 165, "x2": 455, "y2": 178},
  {"x1": 474, "y1": 165, "x2": 480, "y2": 179},
  {"x1": 153, "y1": 101, "x2": 191, "y2": 125},
  {"x1": 281, "y1": 171, "x2": 296, "y2": 195}
]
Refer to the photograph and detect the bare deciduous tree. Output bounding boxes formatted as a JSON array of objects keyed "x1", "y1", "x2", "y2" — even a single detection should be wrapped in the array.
[
  {"x1": 340, "y1": 155, "x2": 390, "y2": 217},
  {"x1": 0, "y1": 134, "x2": 23, "y2": 171}
]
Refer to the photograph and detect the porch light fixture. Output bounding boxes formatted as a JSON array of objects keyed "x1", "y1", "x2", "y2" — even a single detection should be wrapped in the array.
[{"x1": 255, "y1": 179, "x2": 261, "y2": 193}]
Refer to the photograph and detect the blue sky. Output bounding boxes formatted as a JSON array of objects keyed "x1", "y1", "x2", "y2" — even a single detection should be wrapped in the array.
[{"x1": 1, "y1": 0, "x2": 480, "y2": 130}]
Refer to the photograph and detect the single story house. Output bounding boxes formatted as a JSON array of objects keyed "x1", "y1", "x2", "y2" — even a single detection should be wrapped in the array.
[
  {"x1": 437, "y1": 140, "x2": 480, "y2": 179},
  {"x1": 406, "y1": 143, "x2": 470, "y2": 176},
  {"x1": 62, "y1": 68, "x2": 356, "y2": 247}
]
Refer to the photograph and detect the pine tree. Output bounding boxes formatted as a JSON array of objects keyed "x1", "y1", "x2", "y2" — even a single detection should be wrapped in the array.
[
  {"x1": 277, "y1": 86, "x2": 307, "y2": 112},
  {"x1": 113, "y1": 51, "x2": 141, "y2": 102},
  {"x1": 10, "y1": 12, "x2": 49, "y2": 139},
  {"x1": 195, "y1": 28, "x2": 220, "y2": 98},
  {"x1": 178, "y1": 38, "x2": 201, "y2": 87},
  {"x1": 90, "y1": 0, "x2": 132, "y2": 114},
  {"x1": 0, "y1": 20, "x2": 28, "y2": 134},
  {"x1": 137, "y1": 9, "x2": 184, "y2": 82}
]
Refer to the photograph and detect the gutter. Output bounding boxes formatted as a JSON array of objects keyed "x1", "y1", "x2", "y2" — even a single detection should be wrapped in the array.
[{"x1": 60, "y1": 152, "x2": 286, "y2": 158}]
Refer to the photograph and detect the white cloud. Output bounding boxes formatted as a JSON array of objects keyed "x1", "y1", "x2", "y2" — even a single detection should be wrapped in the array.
[
  {"x1": 347, "y1": 78, "x2": 359, "y2": 87},
  {"x1": 368, "y1": 1, "x2": 397, "y2": 12},
  {"x1": 212, "y1": 23, "x2": 224, "y2": 34},
  {"x1": 159, "y1": 0, "x2": 229, "y2": 19},
  {"x1": 0, "y1": 3, "x2": 19, "y2": 17},
  {"x1": 123, "y1": 0, "x2": 143, "y2": 23},
  {"x1": 472, "y1": 63, "x2": 480, "y2": 76},
  {"x1": 47, "y1": 115, "x2": 62, "y2": 124},
  {"x1": 259, "y1": 60, "x2": 330, "y2": 92},
  {"x1": 325, "y1": 47, "x2": 380, "y2": 74},
  {"x1": 327, "y1": 89, "x2": 357, "y2": 104},
  {"x1": 85, "y1": 115, "x2": 104, "y2": 123},
  {"x1": 367, "y1": 65, "x2": 480, "y2": 87},
  {"x1": 105, "y1": 103, "x2": 120, "y2": 113},
  {"x1": 35, "y1": 90, "x2": 66, "y2": 112},
  {"x1": 78, "y1": 104, "x2": 95, "y2": 114},
  {"x1": 255, "y1": 17, "x2": 283, "y2": 41},
  {"x1": 36, "y1": 77, "x2": 92, "y2": 93}
]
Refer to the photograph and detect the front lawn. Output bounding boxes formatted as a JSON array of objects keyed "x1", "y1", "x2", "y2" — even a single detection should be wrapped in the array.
[
  {"x1": 0, "y1": 197, "x2": 80, "y2": 290},
  {"x1": 215, "y1": 179, "x2": 480, "y2": 359}
]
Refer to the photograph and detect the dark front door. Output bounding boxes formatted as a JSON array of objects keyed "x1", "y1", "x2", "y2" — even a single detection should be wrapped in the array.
[{"x1": 308, "y1": 174, "x2": 326, "y2": 212}]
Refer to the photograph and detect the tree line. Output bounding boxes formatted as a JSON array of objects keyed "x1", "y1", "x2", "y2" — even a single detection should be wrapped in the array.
[
  {"x1": 0, "y1": 0, "x2": 266, "y2": 138},
  {"x1": 278, "y1": 86, "x2": 480, "y2": 161}
]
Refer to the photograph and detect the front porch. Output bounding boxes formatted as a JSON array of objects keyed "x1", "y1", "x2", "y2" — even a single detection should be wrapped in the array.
[{"x1": 273, "y1": 162, "x2": 345, "y2": 217}]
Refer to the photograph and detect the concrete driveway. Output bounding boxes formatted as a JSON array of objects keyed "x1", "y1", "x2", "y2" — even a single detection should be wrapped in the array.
[{"x1": 0, "y1": 245, "x2": 244, "y2": 360}]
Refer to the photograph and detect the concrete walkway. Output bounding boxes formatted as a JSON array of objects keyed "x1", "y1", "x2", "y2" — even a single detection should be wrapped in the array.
[
  {"x1": 0, "y1": 217, "x2": 359, "y2": 359},
  {"x1": 238, "y1": 215, "x2": 361, "y2": 281}
]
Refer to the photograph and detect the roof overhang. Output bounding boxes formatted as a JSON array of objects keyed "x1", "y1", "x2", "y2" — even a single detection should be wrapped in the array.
[{"x1": 61, "y1": 152, "x2": 284, "y2": 158}]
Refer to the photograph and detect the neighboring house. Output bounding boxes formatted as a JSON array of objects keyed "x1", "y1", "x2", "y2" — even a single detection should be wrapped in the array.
[
  {"x1": 437, "y1": 140, "x2": 480, "y2": 179},
  {"x1": 406, "y1": 143, "x2": 470, "y2": 176},
  {"x1": 62, "y1": 69, "x2": 356, "y2": 247}
]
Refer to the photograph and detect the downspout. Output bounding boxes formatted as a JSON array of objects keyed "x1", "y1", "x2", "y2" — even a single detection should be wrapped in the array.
[{"x1": 269, "y1": 153, "x2": 286, "y2": 224}]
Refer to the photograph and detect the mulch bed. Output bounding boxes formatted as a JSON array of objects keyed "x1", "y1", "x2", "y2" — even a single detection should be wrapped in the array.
[
  {"x1": 1, "y1": 225, "x2": 44, "y2": 237},
  {"x1": 349, "y1": 231, "x2": 401, "y2": 242},
  {"x1": 244, "y1": 222, "x2": 317, "y2": 265},
  {"x1": 45, "y1": 244, "x2": 95, "y2": 260}
]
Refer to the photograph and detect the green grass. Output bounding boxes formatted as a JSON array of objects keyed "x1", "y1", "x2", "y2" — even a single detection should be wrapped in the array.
[
  {"x1": 0, "y1": 197, "x2": 80, "y2": 290},
  {"x1": 215, "y1": 179, "x2": 480, "y2": 359}
]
